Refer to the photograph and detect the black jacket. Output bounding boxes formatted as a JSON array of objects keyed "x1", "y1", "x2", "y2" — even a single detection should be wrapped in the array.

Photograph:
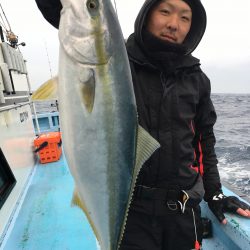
[{"x1": 127, "y1": 35, "x2": 221, "y2": 202}]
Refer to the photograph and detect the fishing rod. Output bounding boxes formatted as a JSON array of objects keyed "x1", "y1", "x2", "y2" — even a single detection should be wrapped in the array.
[
  {"x1": 0, "y1": 3, "x2": 18, "y2": 47},
  {"x1": 0, "y1": 4, "x2": 25, "y2": 48},
  {"x1": 0, "y1": 5, "x2": 8, "y2": 32},
  {"x1": 0, "y1": 4, "x2": 8, "y2": 42},
  {"x1": 0, "y1": 3, "x2": 12, "y2": 31},
  {"x1": 44, "y1": 40, "x2": 53, "y2": 79},
  {"x1": 0, "y1": 17, "x2": 8, "y2": 32}
]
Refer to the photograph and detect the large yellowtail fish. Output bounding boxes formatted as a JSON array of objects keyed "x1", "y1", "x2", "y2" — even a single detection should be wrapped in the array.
[{"x1": 33, "y1": 0, "x2": 160, "y2": 249}]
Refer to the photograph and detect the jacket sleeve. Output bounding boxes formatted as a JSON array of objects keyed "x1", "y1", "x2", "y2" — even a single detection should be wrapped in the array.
[
  {"x1": 35, "y1": 0, "x2": 62, "y2": 29},
  {"x1": 194, "y1": 72, "x2": 222, "y2": 201}
]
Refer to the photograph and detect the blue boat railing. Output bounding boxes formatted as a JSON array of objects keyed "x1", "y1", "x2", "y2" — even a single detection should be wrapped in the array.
[
  {"x1": 201, "y1": 188, "x2": 250, "y2": 249},
  {"x1": 32, "y1": 112, "x2": 60, "y2": 135}
]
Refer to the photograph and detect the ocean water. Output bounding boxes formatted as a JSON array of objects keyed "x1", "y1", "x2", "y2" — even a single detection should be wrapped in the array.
[
  {"x1": 212, "y1": 94, "x2": 250, "y2": 200},
  {"x1": 33, "y1": 94, "x2": 250, "y2": 200}
]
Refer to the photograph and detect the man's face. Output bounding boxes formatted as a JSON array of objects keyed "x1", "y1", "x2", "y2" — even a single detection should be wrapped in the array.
[{"x1": 147, "y1": 0, "x2": 192, "y2": 44}]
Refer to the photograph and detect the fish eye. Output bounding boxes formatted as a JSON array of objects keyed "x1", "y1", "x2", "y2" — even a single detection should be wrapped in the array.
[{"x1": 87, "y1": 0, "x2": 99, "y2": 11}]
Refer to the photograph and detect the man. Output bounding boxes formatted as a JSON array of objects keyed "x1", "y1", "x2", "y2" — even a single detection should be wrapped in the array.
[
  {"x1": 120, "y1": 0, "x2": 250, "y2": 249},
  {"x1": 35, "y1": 0, "x2": 250, "y2": 249}
]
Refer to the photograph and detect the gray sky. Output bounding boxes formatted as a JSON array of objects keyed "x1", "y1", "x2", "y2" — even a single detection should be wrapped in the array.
[{"x1": 1, "y1": 0, "x2": 250, "y2": 93}]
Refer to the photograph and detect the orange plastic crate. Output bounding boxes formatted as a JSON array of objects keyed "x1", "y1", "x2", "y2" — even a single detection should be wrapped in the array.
[{"x1": 34, "y1": 132, "x2": 62, "y2": 164}]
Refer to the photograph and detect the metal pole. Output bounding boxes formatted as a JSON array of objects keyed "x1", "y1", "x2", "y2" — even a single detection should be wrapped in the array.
[
  {"x1": 22, "y1": 59, "x2": 32, "y2": 95},
  {"x1": 32, "y1": 102, "x2": 41, "y2": 135}
]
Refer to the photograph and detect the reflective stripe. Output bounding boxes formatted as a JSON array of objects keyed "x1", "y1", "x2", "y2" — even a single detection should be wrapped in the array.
[
  {"x1": 191, "y1": 165, "x2": 199, "y2": 173},
  {"x1": 190, "y1": 120, "x2": 199, "y2": 173},
  {"x1": 198, "y1": 135, "x2": 204, "y2": 176}
]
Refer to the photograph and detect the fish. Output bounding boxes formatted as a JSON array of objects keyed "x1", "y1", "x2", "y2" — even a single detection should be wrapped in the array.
[{"x1": 32, "y1": 0, "x2": 160, "y2": 249}]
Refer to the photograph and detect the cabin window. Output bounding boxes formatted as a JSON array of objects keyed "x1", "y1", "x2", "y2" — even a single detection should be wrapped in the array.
[{"x1": 0, "y1": 148, "x2": 16, "y2": 209}]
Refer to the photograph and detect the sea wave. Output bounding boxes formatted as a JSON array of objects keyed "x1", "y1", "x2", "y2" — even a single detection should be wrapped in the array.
[{"x1": 213, "y1": 93, "x2": 250, "y2": 198}]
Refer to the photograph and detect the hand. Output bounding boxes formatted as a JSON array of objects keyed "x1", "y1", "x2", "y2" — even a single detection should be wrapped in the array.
[{"x1": 208, "y1": 192, "x2": 250, "y2": 225}]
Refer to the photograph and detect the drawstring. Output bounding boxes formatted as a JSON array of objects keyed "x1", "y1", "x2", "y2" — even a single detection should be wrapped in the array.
[
  {"x1": 177, "y1": 190, "x2": 189, "y2": 213},
  {"x1": 192, "y1": 208, "x2": 201, "y2": 250}
]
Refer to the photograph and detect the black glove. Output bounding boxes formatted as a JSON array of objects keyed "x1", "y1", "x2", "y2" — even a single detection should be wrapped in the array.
[{"x1": 208, "y1": 192, "x2": 250, "y2": 223}]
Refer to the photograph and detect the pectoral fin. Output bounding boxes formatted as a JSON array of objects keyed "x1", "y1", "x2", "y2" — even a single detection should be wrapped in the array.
[{"x1": 79, "y1": 69, "x2": 95, "y2": 114}]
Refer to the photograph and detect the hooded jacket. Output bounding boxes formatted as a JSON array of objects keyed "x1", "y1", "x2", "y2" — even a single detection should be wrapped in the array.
[{"x1": 127, "y1": 0, "x2": 222, "y2": 202}]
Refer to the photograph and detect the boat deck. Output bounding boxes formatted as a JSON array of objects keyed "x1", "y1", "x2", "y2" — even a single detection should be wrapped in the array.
[
  {"x1": 1, "y1": 151, "x2": 250, "y2": 249},
  {"x1": 1, "y1": 154, "x2": 98, "y2": 250}
]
